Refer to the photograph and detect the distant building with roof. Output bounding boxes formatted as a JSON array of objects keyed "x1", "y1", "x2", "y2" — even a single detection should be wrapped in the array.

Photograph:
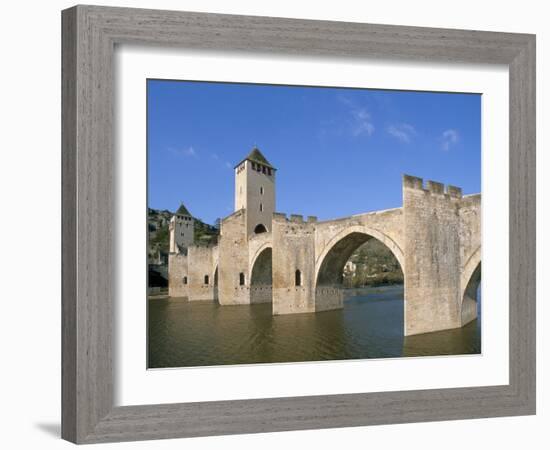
[{"x1": 169, "y1": 202, "x2": 195, "y2": 253}]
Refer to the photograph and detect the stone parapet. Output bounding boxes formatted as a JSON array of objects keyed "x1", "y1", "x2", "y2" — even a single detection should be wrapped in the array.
[{"x1": 403, "y1": 174, "x2": 463, "y2": 201}]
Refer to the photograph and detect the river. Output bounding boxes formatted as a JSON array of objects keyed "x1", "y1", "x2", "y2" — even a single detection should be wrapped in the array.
[{"x1": 148, "y1": 285, "x2": 480, "y2": 368}]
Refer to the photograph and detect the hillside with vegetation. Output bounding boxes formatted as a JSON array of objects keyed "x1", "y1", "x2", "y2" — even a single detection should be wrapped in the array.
[{"x1": 343, "y1": 238, "x2": 404, "y2": 287}]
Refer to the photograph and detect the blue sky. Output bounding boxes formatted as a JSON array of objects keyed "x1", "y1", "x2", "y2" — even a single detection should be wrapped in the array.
[{"x1": 148, "y1": 80, "x2": 480, "y2": 225}]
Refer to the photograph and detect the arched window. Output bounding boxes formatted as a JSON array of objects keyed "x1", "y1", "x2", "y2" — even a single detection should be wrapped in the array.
[
  {"x1": 254, "y1": 224, "x2": 267, "y2": 234},
  {"x1": 260, "y1": 203, "x2": 263, "y2": 212},
  {"x1": 295, "y1": 270, "x2": 302, "y2": 287},
  {"x1": 204, "y1": 275, "x2": 209, "y2": 285},
  {"x1": 183, "y1": 276, "x2": 187, "y2": 285},
  {"x1": 239, "y1": 272, "x2": 245, "y2": 286}
]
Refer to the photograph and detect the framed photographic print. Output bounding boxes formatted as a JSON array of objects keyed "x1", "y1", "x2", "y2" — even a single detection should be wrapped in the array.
[{"x1": 62, "y1": 5, "x2": 536, "y2": 444}]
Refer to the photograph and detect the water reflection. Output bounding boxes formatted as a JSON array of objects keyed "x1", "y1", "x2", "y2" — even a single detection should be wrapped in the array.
[{"x1": 148, "y1": 285, "x2": 480, "y2": 368}]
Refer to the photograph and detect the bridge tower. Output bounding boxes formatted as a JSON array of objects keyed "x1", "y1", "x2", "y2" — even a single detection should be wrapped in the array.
[
  {"x1": 402, "y1": 175, "x2": 469, "y2": 335},
  {"x1": 234, "y1": 146, "x2": 276, "y2": 237},
  {"x1": 168, "y1": 202, "x2": 194, "y2": 253}
]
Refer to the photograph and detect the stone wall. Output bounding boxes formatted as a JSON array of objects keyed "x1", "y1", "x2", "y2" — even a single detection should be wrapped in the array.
[
  {"x1": 459, "y1": 193, "x2": 482, "y2": 325},
  {"x1": 168, "y1": 253, "x2": 188, "y2": 298},
  {"x1": 403, "y1": 175, "x2": 463, "y2": 335},
  {"x1": 459, "y1": 194, "x2": 482, "y2": 263},
  {"x1": 272, "y1": 213, "x2": 317, "y2": 314},
  {"x1": 187, "y1": 245, "x2": 218, "y2": 301},
  {"x1": 218, "y1": 210, "x2": 250, "y2": 305},
  {"x1": 250, "y1": 286, "x2": 272, "y2": 304},
  {"x1": 315, "y1": 286, "x2": 343, "y2": 312}
]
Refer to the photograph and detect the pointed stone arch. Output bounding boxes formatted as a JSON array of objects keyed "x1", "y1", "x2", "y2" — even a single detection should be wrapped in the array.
[
  {"x1": 213, "y1": 265, "x2": 219, "y2": 302},
  {"x1": 461, "y1": 246, "x2": 481, "y2": 325},
  {"x1": 249, "y1": 245, "x2": 273, "y2": 304},
  {"x1": 254, "y1": 223, "x2": 267, "y2": 234},
  {"x1": 315, "y1": 225, "x2": 405, "y2": 287}
]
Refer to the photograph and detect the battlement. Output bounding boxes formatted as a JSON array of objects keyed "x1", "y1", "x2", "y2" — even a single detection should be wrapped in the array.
[
  {"x1": 273, "y1": 212, "x2": 288, "y2": 221},
  {"x1": 426, "y1": 180, "x2": 444, "y2": 194},
  {"x1": 189, "y1": 243, "x2": 218, "y2": 249},
  {"x1": 403, "y1": 174, "x2": 462, "y2": 199},
  {"x1": 461, "y1": 193, "x2": 481, "y2": 206},
  {"x1": 273, "y1": 212, "x2": 318, "y2": 223},
  {"x1": 403, "y1": 174, "x2": 423, "y2": 190},
  {"x1": 446, "y1": 185, "x2": 463, "y2": 198}
]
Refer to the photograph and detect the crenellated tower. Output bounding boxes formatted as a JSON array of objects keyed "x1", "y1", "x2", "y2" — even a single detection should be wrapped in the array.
[
  {"x1": 234, "y1": 147, "x2": 276, "y2": 237},
  {"x1": 169, "y1": 202, "x2": 195, "y2": 253}
]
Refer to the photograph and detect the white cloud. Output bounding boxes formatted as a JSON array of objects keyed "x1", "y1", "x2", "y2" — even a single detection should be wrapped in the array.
[
  {"x1": 337, "y1": 96, "x2": 375, "y2": 137},
  {"x1": 210, "y1": 152, "x2": 232, "y2": 169},
  {"x1": 167, "y1": 146, "x2": 233, "y2": 171},
  {"x1": 387, "y1": 123, "x2": 417, "y2": 143},
  {"x1": 167, "y1": 146, "x2": 197, "y2": 158},
  {"x1": 441, "y1": 129, "x2": 459, "y2": 151},
  {"x1": 352, "y1": 109, "x2": 375, "y2": 137}
]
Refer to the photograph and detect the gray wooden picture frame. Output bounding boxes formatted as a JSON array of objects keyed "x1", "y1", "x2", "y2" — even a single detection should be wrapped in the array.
[{"x1": 61, "y1": 5, "x2": 536, "y2": 444}]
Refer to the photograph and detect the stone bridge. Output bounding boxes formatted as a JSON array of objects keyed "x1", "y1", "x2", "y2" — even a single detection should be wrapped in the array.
[{"x1": 169, "y1": 175, "x2": 481, "y2": 336}]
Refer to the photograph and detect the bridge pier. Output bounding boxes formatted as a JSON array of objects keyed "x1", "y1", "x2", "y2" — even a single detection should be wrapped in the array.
[
  {"x1": 218, "y1": 210, "x2": 252, "y2": 305},
  {"x1": 168, "y1": 253, "x2": 188, "y2": 298},
  {"x1": 402, "y1": 175, "x2": 479, "y2": 335},
  {"x1": 167, "y1": 247, "x2": 219, "y2": 301},
  {"x1": 315, "y1": 286, "x2": 344, "y2": 312},
  {"x1": 272, "y1": 213, "x2": 317, "y2": 314}
]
